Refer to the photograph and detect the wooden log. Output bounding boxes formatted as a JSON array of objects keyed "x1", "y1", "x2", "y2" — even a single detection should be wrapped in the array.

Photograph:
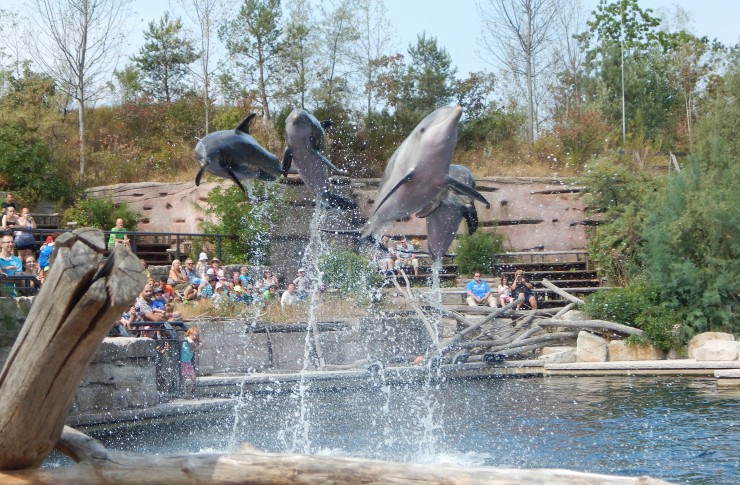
[
  {"x1": 0, "y1": 229, "x2": 145, "y2": 471},
  {"x1": 537, "y1": 319, "x2": 645, "y2": 336},
  {"x1": 553, "y1": 302, "x2": 577, "y2": 319},
  {"x1": 540, "y1": 279, "x2": 585, "y2": 305},
  {"x1": 0, "y1": 426, "x2": 672, "y2": 485},
  {"x1": 455, "y1": 332, "x2": 579, "y2": 353},
  {"x1": 391, "y1": 270, "x2": 439, "y2": 346}
]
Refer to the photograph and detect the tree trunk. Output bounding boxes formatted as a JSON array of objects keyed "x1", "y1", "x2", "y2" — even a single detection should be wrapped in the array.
[{"x1": 0, "y1": 229, "x2": 146, "y2": 470}]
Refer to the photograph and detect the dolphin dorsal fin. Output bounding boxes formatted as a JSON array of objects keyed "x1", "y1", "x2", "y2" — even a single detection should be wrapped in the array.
[{"x1": 236, "y1": 113, "x2": 258, "y2": 134}]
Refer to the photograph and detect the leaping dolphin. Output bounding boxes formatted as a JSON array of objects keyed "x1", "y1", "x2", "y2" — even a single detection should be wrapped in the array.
[
  {"x1": 360, "y1": 106, "x2": 488, "y2": 239},
  {"x1": 421, "y1": 164, "x2": 480, "y2": 262},
  {"x1": 194, "y1": 113, "x2": 282, "y2": 194},
  {"x1": 282, "y1": 109, "x2": 356, "y2": 210}
]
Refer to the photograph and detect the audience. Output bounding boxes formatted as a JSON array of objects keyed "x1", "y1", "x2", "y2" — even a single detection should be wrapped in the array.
[
  {"x1": 394, "y1": 237, "x2": 419, "y2": 276},
  {"x1": 281, "y1": 282, "x2": 298, "y2": 309}
]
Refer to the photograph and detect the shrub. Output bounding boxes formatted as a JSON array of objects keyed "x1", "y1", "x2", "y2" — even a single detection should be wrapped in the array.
[
  {"x1": 318, "y1": 247, "x2": 383, "y2": 301},
  {"x1": 455, "y1": 230, "x2": 505, "y2": 275},
  {"x1": 61, "y1": 197, "x2": 140, "y2": 231}
]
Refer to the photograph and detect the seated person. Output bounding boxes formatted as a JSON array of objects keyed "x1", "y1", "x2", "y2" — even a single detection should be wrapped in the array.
[
  {"x1": 498, "y1": 276, "x2": 513, "y2": 307},
  {"x1": 262, "y1": 285, "x2": 278, "y2": 309},
  {"x1": 239, "y1": 266, "x2": 251, "y2": 287},
  {"x1": 466, "y1": 272, "x2": 496, "y2": 307},
  {"x1": 158, "y1": 276, "x2": 177, "y2": 302},
  {"x1": 394, "y1": 237, "x2": 419, "y2": 275},
  {"x1": 168, "y1": 259, "x2": 189, "y2": 286},
  {"x1": 293, "y1": 268, "x2": 307, "y2": 299},
  {"x1": 281, "y1": 282, "x2": 298, "y2": 308},
  {"x1": 0, "y1": 234, "x2": 22, "y2": 296},
  {"x1": 107, "y1": 218, "x2": 130, "y2": 250},
  {"x1": 199, "y1": 276, "x2": 217, "y2": 299},
  {"x1": 183, "y1": 258, "x2": 197, "y2": 282},
  {"x1": 377, "y1": 237, "x2": 396, "y2": 274},
  {"x1": 183, "y1": 278, "x2": 200, "y2": 301},
  {"x1": 511, "y1": 269, "x2": 538, "y2": 310},
  {"x1": 211, "y1": 282, "x2": 226, "y2": 305},
  {"x1": 151, "y1": 287, "x2": 181, "y2": 320},
  {"x1": 135, "y1": 284, "x2": 166, "y2": 322},
  {"x1": 17, "y1": 256, "x2": 41, "y2": 296}
]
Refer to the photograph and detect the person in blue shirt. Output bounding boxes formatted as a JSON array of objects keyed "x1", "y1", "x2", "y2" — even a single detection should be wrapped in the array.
[
  {"x1": 465, "y1": 272, "x2": 496, "y2": 307},
  {"x1": 0, "y1": 234, "x2": 23, "y2": 296}
]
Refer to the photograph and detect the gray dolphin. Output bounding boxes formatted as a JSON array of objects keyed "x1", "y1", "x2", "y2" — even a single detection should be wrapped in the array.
[
  {"x1": 422, "y1": 164, "x2": 480, "y2": 262},
  {"x1": 361, "y1": 106, "x2": 488, "y2": 239},
  {"x1": 194, "y1": 113, "x2": 281, "y2": 194},
  {"x1": 282, "y1": 109, "x2": 356, "y2": 209}
]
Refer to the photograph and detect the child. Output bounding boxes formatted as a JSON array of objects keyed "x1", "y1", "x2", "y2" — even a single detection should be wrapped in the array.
[
  {"x1": 498, "y1": 276, "x2": 513, "y2": 307},
  {"x1": 239, "y1": 266, "x2": 251, "y2": 287},
  {"x1": 180, "y1": 327, "x2": 204, "y2": 399}
]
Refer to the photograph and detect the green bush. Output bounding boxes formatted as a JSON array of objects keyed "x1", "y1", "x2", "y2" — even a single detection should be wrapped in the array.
[
  {"x1": 318, "y1": 247, "x2": 383, "y2": 301},
  {"x1": 61, "y1": 197, "x2": 140, "y2": 231},
  {"x1": 455, "y1": 231, "x2": 505, "y2": 275}
]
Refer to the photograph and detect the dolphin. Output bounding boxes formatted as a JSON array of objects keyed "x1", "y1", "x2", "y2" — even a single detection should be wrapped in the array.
[
  {"x1": 194, "y1": 113, "x2": 282, "y2": 194},
  {"x1": 360, "y1": 106, "x2": 488, "y2": 239},
  {"x1": 282, "y1": 109, "x2": 356, "y2": 209},
  {"x1": 421, "y1": 164, "x2": 480, "y2": 262}
]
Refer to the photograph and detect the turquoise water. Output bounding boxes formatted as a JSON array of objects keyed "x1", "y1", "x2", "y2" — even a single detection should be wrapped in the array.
[{"x1": 70, "y1": 376, "x2": 739, "y2": 484}]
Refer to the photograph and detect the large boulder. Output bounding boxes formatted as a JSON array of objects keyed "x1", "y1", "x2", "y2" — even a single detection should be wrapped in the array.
[
  {"x1": 688, "y1": 332, "x2": 735, "y2": 358},
  {"x1": 539, "y1": 346, "x2": 576, "y2": 364},
  {"x1": 560, "y1": 310, "x2": 589, "y2": 321},
  {"x1": 576, "y1": 331, "x2": 607, "y2": 362},
  {"x1": 608, "y1": 340, "x2": 665, "y2": 361},
  {"x1": 694, "y1": 340, "x2": 739, "y2": 361}
]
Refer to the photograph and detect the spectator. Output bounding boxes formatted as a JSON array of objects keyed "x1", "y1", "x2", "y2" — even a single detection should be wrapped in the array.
[
  {"x1": 253, "y1": 277, "x2": 264, "y2": 294},
  {"x1": 168, "y1": 259, "x2": 189, "y2": 286},
  {"x1": 135, "y1": 284, "x2": 166, "y2": 322},
  {"x1": 180, "y1": 326, "x2": 204, "y2": 399},
  {"x1": 0, "y1": 235, "x2": 22, "y2": 296},
  {"x1": 14, "y1": 208, "x2": 37, "y2": 262},
  {"x1": 183, "y1": 258, "x2": 196, "y2": 282},
  {"x1": 207, "y1": 257, "x2": 225, "y2": 279},
  {"x1": 1, "y1": 206, "x2": 19, "y2": 230},
  {"x1": 151, "y1": 287, "x2": 181, "y2": 320},
  {"x1": 107, "y1": 218, "x2": 130, "y2": 250},
  {"x1": 231, "y1": 271, "x2": 241, "y2": 289},
  {"x1": 378, "y1": 236, "x2": 396, "y2": 275},
  {"x1": 195, "y1": 252, "x2": 209, "y2": 280},
  {"x1": 244, "y1": 285, "x2": 257, "y2": 306},
  {"x1": 230, "y1": 285, "x2": 245, "y2": 303},
  {"x1": 18, "y1": 255, "x2": 41, "y2": 296},
  {"x1": 200, "y1": 275, "x2": 217, "y2": 300},
  {"x1": 466, "y1": 272, "x2": 496, "y2": 307},
  {"x1": 212, "y1": 282, "x2": 226, "y2": 305},
  {"x1": 2, "y1": 193, "x2": 17, "y2": 215},
  {"x1": 262, "y1": 269, "x2": 278, "y2": 288},
  {"x1": 262, "y1": 285, "x2": 278, "y2": 309},
  {"x1": 157, "y1": 277, "x2": 177, "y2": 303},
  {"x1": 394, "y1": 237, "x2": 419, "y2": 276},
  {"x1": 183, "y1": 278, "x2": 200, "y2": 301},
  {"x1": 37, "y1": 235, "x2": 56, "y2": 282},
  {"x1": 238, "y1": 266, "x2": 251, "y2": 287},
  {"x1": 293, "y1": 268, "x2": 307, "y2": 300},
  {"x1": 281, "y1": 282, "x2": 298, "y2": 309},
  {"x1": 119, "y1": 305, "x2": 139, "y2": 330},
  {"x1": 511, "y1": 270, "x2": 537, "y2": 310},
  {"x1": 498, "y1": 276, "x2": 513, "y2": 307}
]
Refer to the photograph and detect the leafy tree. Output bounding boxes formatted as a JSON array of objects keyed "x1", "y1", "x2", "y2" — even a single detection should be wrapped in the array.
[
  {"x1": 111, "y1": 64, "x2": 143, "y2": 103},
  {"x1": 318, "y1": 246, "x2": 382, "y2": 301},
  {"x1": 219, "y1": 0, "x2": 283, "y2": 121},
  {"x1": 273, "y1": 0, "x2": 319, "y2": 109},
  {"x1": 455, "y1": 230, "x2": 505, "y2": 275},
  {"x1": 61, "y1": 197, "x2": 139, "y2": 230},
  {"x1": 398, "y1": 33, "x2": 456, "y2": 120},
  {"x1": 199, "y1": 180, "x2": 290, "y2": 265},
  {"x1": 133, "y1": 12, "x2": 198, "y2": 103}
]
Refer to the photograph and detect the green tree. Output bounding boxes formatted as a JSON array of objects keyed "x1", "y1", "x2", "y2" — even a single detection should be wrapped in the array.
[
  {"x1": 274, "y1": 0, "x2": 318, "y2": 109},
  {"x1": 133, "y1": 12, "x2": 198, "y2": 103},
  {"x1": 111, "y1": 64, "x2": 143, "y2": 103},
  {"x1": 219, "y1": 0, "x2": 283, "y2": 121},
  {"x1": 398, "y1": 33, "x2": 456, "y2": 119}
]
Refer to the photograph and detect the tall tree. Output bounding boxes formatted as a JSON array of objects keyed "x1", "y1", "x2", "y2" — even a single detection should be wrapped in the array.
[
  {"x1": 219, "y1": 0, "x2": 282, "y2": 121},
  {"x1": 478, "y1": 0, "x2": 560, "y2": 143},
  {"x1": 399, "y1": 33, "x2": 456, "y2": 116},
  {"x1": 275, "y1": 0, "x2": 319, "y2": 110},
  {"x1": 177, "y1": 0, "x2": 228, "y2": 134},
  {"x1": 30, "y1": 0, "x2": 130, "y2": 180},
  {"x1": 133, "y1": 12, "x2": 198, "y2": 103}
]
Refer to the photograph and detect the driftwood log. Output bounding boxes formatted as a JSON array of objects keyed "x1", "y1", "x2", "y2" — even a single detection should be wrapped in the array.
[
  {"x1": 0, "y1": 426, "x2": 672, "y2": 485},
  {"x1": 0, "y1": 229, "x2": 146, "y2": 470}
]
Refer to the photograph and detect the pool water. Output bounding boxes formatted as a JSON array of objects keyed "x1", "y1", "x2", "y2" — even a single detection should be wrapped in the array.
[{"x1": 64, "y1": 376, "x2": 739, "y2": 484}]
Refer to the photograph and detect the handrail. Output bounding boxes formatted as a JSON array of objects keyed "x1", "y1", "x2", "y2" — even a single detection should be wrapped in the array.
[{"x1": 1, "y1": 228, "x2": 238, "y2": 262}]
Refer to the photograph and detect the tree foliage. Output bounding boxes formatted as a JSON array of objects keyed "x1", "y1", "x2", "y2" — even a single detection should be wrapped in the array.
[
  {"x1": 61, "y1": 197, "x2": 140, "y2": 230},
  {"x1": 455, "y1": 230, "x2": 505, "y2": 275}
]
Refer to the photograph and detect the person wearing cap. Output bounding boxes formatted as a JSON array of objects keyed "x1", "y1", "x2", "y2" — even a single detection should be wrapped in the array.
[
  {"x1": 195, "y1": 252, "x2": 209, "y2": 280},
  {"x1": 230, "y1": 285, "x2": 245, "y2": 303},
  {"x1": 212, "y1": 281, "x2": 226, "y2": 305},
  {"x1": 207, "y1": 257, "x2": 225, "y2": 279},
  {"x1": 200, "y1": 275, "x2": 217, "y2": 300},
  {"x1": 293, "y1": 268, "x2": 308, "y2": 300},
  {"x1": 183, "y1": 278, "x2": 200, "y2": 301}
]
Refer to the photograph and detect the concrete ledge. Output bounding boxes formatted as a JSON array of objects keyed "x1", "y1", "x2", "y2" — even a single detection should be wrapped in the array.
[
  {"x1": 715, "y1": 369, "x2": 740, "y2": 387},
  {"x1": 545, "y1": 359, "x2": 740, "y2": 376}
]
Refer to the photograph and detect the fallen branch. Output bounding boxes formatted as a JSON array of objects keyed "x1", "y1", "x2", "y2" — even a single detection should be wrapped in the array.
[
  {"x1": 540, "y1": 279, "x2": 585, "y2": 305},
  {"x1": 537, "y1": 319, "x2": 645, "y2": 336},
  {"x1": 390, "y1": 270, "x2": 439, "y2": 346}
]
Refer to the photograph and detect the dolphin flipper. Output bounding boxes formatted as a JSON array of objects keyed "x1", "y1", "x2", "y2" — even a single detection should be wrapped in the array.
[
  {"x1": 236, "y1": 113, "x2": 257, "y2": 134},
  {"x1": 374, "y1": 170, "x2": 415, "y2": 212},
  {"x1": 282, "y1": 148, "x2": 293, "y2": 176},
  {"x1": 195, "y1": 165, "x2": 207, "y2": 186},
  {"x1": 225, "y1": 166, "x2": 248, "y2": 195},
  {"x1": 463, "y1": 205, "x2": 479, "y2": 235},
  {"x1": 446, "y1": 176, "x2": 489, "y2": 207},
  {"x1": 318, "y1": 153, "x2": 347, "y2": 175},
  {"x1": 323, "y1": 190, "x2": 358, "y2": 210},
  {"x1": 415, "y1": 200, "x2": 442, "y2": 218}
]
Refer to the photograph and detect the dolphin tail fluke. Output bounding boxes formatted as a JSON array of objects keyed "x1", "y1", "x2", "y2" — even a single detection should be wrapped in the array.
[
  {"x1": 446, "y1": 176, "x2": 489, "y2": 207},
  {"x1": 323, "y1": 190, "x2": 358, "y2": 210},
  {"x1": 235, "y1": 113, "x2": 257, "y2": 134},
  {"x1": 463, "y1": 205, "x2": 479, "y2": 235},
  {"x1": 195, "y1": 165, "x2": 207, "y2": 186}
]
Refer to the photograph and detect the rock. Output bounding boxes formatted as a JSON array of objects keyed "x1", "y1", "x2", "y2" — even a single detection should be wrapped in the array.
[
  {"x1": 576, "y1": 331, "x2": 607, "y2": 362},
  {"x1": 560, "y1": 310, "x2": 589, "y2": 321},
  {"x1": 688, "y1": 332, "x2": 735, "y2": 358},
  {"x1": 540, "y1": 347, "x2": 576, "y2": 364},
  {"x1": 694, "y1": 340, "x2": 739, "y2": 361},
  {"x1": 608, "y1": 340, "x2": 665, "y2": 361}
]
